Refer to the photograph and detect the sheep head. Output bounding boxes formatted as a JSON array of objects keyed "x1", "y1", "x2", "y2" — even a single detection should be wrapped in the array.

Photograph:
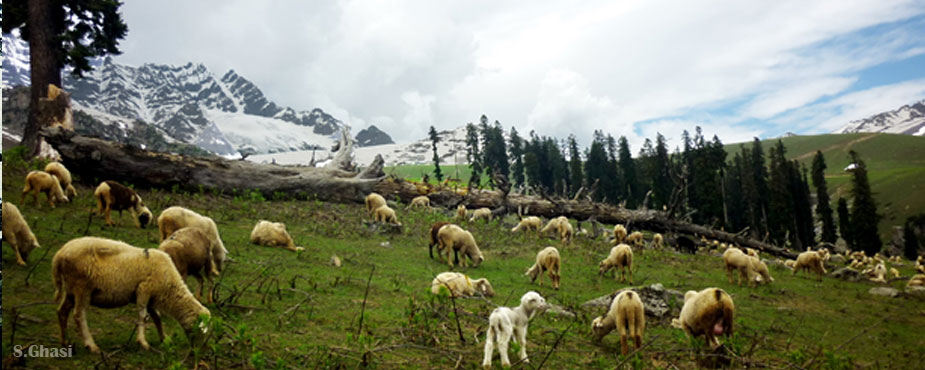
[
  {"x1": 473, "y1": 279, "x2": 495, "y2": 297},
  {"x1": 590, "y1": 316, "x2": 614, "y2": 342},
  {"x1": 520, "y1": 291, "x2": 546, "y2": 319}
]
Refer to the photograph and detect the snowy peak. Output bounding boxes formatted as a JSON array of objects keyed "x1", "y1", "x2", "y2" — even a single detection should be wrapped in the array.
[
  {"x1": 2, "y1": 30, "x2": 31, "y2": 87},
  {"x1": 837, "y1": 99, "x2": 925, "y2": 136}
]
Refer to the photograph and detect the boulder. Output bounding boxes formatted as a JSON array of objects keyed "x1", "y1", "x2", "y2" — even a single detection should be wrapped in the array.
[
  {"x1": 582, "y1": 283, "x2": 685, "y2": 319},
  {"x1": 868, "y1": 287, "x2": 899, "y2": 298},
  {"x1": 831, "y1": 267, "x2": 863, "y2": 282}
]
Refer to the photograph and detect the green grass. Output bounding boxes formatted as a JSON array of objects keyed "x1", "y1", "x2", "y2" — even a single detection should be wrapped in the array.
[
  {"x1": 3, "y1": 147, "x2": 925, "y2": 369},
  {"x1": 384, "y1": 164, "x2": 490, "y2": 186}
]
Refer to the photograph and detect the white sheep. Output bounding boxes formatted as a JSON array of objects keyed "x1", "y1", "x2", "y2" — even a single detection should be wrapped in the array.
[
  {"x1": 436, "y1": 224, "x2": 484, "y2": 267},
  {"x1": 158, "y1": 227, "x2": 218, "y2": 302},
  {"x1": 94, "y1": 181, "x2": 153, "y2": 228},
  {"x1": 21, "y1": 170, "x2": 69, "y2": 208},
  {"x1": 2, "y1": 201, "x2": 41, "y2": 266},
  {"x1": 158, "y1": 206, "x2": 229, "y2": 273},
  {"x1": 525, "y1": 246, "x2": 561, "y2": 289},
  {"x1": 407, "y1": 195, "x2": 431, "y2": 209},
  {"x1": 890, "y1": 267, "x2": 900, "y2": 279},
  {"x1": 625, "y1": 231, "x2": 645, "y2": 249},
  {"x1": 511, "y1": 216, "x2": 542, "y2": 236},
  {"x1": 469, "y1": 207, "x2": 493, "y2": 222},
  {"x1": 455, "y1": 204, "x2": 467, "y2": 220},
  {"x1": 671, "y1": 287, "x2": 735, "y2": 349},
  {"x1": 250, "y1": 220, "x2": 304, "y2": 252},
  {"x1": 482, "y1": 291, "x2": 547, "y2": 368},
  {"x1": 44, "y1": 161, "x2": 78, "y2": 198},
  {"x1": 612, "y1": 224, "x2": 628, "y2": 245},
  {"x1": 748, "y1": 255, "x2": 774, "y2": 285},
  {"x1": 793, "y1": 250, "x2": 827, "y2": 281},
  {"x1": 430, "y1": 272, "x2": 495, "y2": 297},
  {"x1": 365, "y1": 192, "x2": 386, "y2": 218},
  {"x1": 428, "y1": 221, "x2": 452, "y2": 260},
  {"x1": 722, "y1": 248, "x2": 762, "y2": 286},
  {"x1": 541, "y1": 216, "x2": 573, "y2": 244},
  {"x1": 52, "y1": 237, "x2": 210, "y2": 353},
  {"x1": 650, "y1": 233, "x2": 664, "y2": 249},
  {"x1": 868, "y1": 262, "x2": 887, "y2": 283},
  {"x1": 600, "y1": 244, "x2": 633, "y2": 283},
  {"x1": 907, "y1": 274, "x2": 925, "y2": 287},
  {"x1": 373, "y1": 205, "x2": 402, "y2": 226},
  {"x1": 591, "y1": 290, "x2": 645, "y2": 355}
]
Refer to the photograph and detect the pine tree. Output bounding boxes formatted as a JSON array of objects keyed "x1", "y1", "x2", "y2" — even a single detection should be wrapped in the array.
[
  {"x1": 478, "y1": 118, "x2": 509, "y2": 187},
  {"x1": 749, "y1": 138, "x2": 770, "y2": 238},
  {"x1": 847, "y1": 150, "x2": 882, "y2": 255},
  {"x1": 811, "y1": 151, "x2": 837, "y2": 243},
  {"x1": 428, "y1": 126, "x2": 443, "y2": 182},
  {"x1": 837, "y1": 197, "x2": 853, "y2": 250},
  {"x1": 767, "y1": 141, "x2": 794, "y2": 246},
  {"x1": 606, "y1": 134, "x2": 622, "y2": 204},
  {"x1": 509, "y1": 127, "x2": 525, "y2": 188},
  {"x1": 794, "y1": 163, "x2": 815, "y2": 248},
  {"x1": 651, "y1": 133, "x2": 672, "y2": 210},
  {"x1": 585, "y1": 131, "x2": 610, "y2": 202},
  {"x1": 567, "y1": 135, "x2": 583, "y2": 197},
  {"x1": 523, "y1": 132, "x2": 542, "y2": 191},
  {"x1": 904, "y1": 218, "x2": 920, "y2": 261},
  {"x1": 465, "y1": 123, "x2": 482, "y2": 188},
  {"x1": 617, "y1": 136, "x2": 639, "y2": 208}
]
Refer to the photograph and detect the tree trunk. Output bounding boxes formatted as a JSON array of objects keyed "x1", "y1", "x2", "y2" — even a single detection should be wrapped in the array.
[{"x1": 25, "y1": 0, "x2": 62, "y2": 158}]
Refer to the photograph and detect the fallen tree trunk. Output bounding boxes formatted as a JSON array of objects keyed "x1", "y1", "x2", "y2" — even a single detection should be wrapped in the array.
[{"x1": 44, "y1": 127, "x2": 795, "y2": 258}]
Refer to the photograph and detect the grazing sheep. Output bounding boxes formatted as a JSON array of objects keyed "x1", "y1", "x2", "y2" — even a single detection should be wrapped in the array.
[
  {"x1": 748, "y1": 256, "x2": 774, "y2": 285},
  {"x1": 793, "y1": 250, "x2": 827, "y2": 281},
  {"x1": 907, "y1": 274, "x2": 925, "y2": 287},
  {"x1": 671, "y1": 288, "x2": 735, "y2": 349},
  {"x1": 511, "y1": 216, "x2": 542, "y2": 236},
  {"x1": 44, "y1": 161, "x2": 78, "y2": 198},
  {"x1": 2, "y1": 202, "x2": 41, "y2": 266},
  {"x1": 94, "y1": 181, "x2": 153, "y2": 228},
  {"x1": 890, "y1": 267, "x2": 900, "y2": 279},
  {"x1": 612, "y1": 224, "x2": 628, "y2": 245},
  {"x1": 22, "y1": 170, "x2": 69, "y2": 208},
  {"x1": 430, "y1": 272, "x2": 495, "y2": 297},
  {"x1": 250, "y1": 220, "x2": 304, "y2": 252},
  {"x1": 365, "y1": 193, "x2": 386, "y2": 218},
  {"x1": 916, "y1": 256, "x2": 924, "y2": 274},
  {"x1": 625, "y1": 231, "x2": 645, "y2": 248},
  {"x1": 600, "y1": 244, "x2": 633, "y2": 283},
  {"x1": 482, "y1": 291, "x2": 547, "y2": 368},
  {"x1": 373, "y1": 205, "x2": 402, "y2": 226},
  {"x1": 52, "y1": 237, "x2": 210, "y2": 353},
  {"x1": 525, "y1": 246, "x2": 561, "y2": 289},
  {"x1": 469, "y1": 207, "x2": 493, "y2": 222},
  {"x1": 722, "y1": 248, "x2": 762, "y2": 286},
  {"x1": 651, "y1": 233, "x2": 664, "y2": 249},
  {"x1": 456, "y1": 204, "x2": 467, "y2": 220},
  {"x1": 407, "y1": 195, "x2": 431, "y2": 209},
  {"x1": 436, "y1": 224, "x2": 484, "y2": 267},
  {"x1": 158, "y1": 228, "x2": 218, "y2": 302},
  {"x1": 158, "y1": 206, "x2": 229, "y2": 273},
  {"x1": 784, "y1": 259, "x2": 797, "y2": 270},
  {"x1": 591, "y1": 290, "x2": 645, "y2": 355},
  {"x1": 541, "y1": 216, "x2": 573, "y2": 244},
  {"x1": 428, "y1": 221, "x2": 452, "y2": 260}
]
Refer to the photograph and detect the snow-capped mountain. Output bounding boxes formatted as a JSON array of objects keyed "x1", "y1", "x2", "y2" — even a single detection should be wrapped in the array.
[
  {"x1": 837, "y1": 99, "x2": 925, "y2": 136},
  {"x1": 355, "y1": 125, "x2": 394, "y2": 147},
  {"x1": 2, "y1": 30, "x2": 31, "y2": 88}
]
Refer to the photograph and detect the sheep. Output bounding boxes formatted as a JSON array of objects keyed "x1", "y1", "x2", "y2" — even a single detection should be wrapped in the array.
[
  {"x1": 748, "y1": 256, "x2": 774, "y2": 285},
  {"x1": 469, "y1": 207, "x2": 493, "y2": 222},
  {"x1": 250, "y1": 220, "x2": 304, "y2": 252},
  {"x1": 94, "y1": 181, "x2": 153, "y2": 228},
  {"x1": 407, "y1": 195, "x2": 431, "y2": 209},
  {"x1": 52, "y1": 237, "x2": 210, "y2": 353},
  {"x1": 365, "y1": 193, "x2": 386, "y2": 218},
  {"x1": 158, "y1": 206, "x2": 229, "y2": 273},
  {"x1": 625, "y1": 231, "x2": 645, "y2": 249},
  {"x1": 2, "y1": 201, "x2": 41, "y2": 266},
  {"x1": 591, "y1": 290, "x2": 645, "y2": 355},
  {"x1": 373, "y1": 205, "x2": 402, "y2": 226},
  {"x1": 436, "y1": 224, "x2": 484, "y2": 267},
  {"x1": 541, "y1": 216, "x2": 573, "y2": 244},
  {"x1": 511, "y1": 216, "x2": 542, "y2": 236},
  {"x1": 430, "y1": 272, "x2": 495, "y2": 297},
  {"x1": 612, "y1": 224, "x2": 628, "y2": 245},
  {"x1": 650, "y1": 233, "x2": 664, "y2": 249},
  {"x1": 455, "y1": 204, "x2": 467, "y2": 220},
  {"x1": 890, "y1": 267, "x2": 900, "y2": 279},
  {"x1": 428, "y1": 221, "x2": 452, "y2": 260},
  {"x1": 908, "y1": 274, "x2": 925, "y2": 287},
  {"x1": 482, "y1": 291, "x2": 547, "y2": 368},
  {"x1": 599, "y1": 244, "x2": 633, "y2": 283},
  {"x1": 158, "y1": 227, "x2": 218, "y2": 302},
  {"x1": 525, "y1": 246, "x2": 561, "y2": 289},
  {"x1": 722, "y1": 248, "x2": 763, "y2": 286},
  {"x1": 868, "y1": 262, "x2": 888, "y2": 283},
  {"x1": 44, "y1": 161, "x2": 78, "y2": 198},
  {"x1": 916, "y1": 256, "x2": 925, "y2": 274},
  {"x1": 792, "y1": 250, "x2": 827, "y2": 281},
  {"x1": 21, "y1": 170, "x2": 69, "y2": 208},
  {"x1": 671, "y1": 287, "x2": 735, "y2": 349},
  {"x1": 784, "y1": 259, "x2": 797, "y2": 270}
]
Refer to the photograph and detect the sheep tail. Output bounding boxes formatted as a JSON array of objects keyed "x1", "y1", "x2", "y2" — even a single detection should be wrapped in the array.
[{"x1": 52, "y1": 258, "x2": 65, "y2": 304}]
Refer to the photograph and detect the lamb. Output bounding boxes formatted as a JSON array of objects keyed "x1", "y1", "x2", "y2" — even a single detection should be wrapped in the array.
[
  {"x1": 792, "y1": 250, "x2": 827, "y2": 281},
  {"x1": 2, "y1": 202, "x2": 41, "y2": 266},
  {"x1": 612, "y1": 224, "x2": 628, "y2": 245},
  {"x1": 373, "y1": 205, "x2": 402, "y2": 226},
  {"x1": 599, "y1": 244, "x2": 633, "y2": 283},
  {"x1": 21, "y1": 170, "x2": 69, "y2": 208},
  {"x1": 44, "y1": 161, "x2": 78, "y2": 198},
  {"x1": 511, "y1": 216, "x2": 542, "y2": 236},
  {"x1": 456, "y1": 204, "x2": 467, "y2": 220},
  {"x1": 541, "y1": 216, "x2": 573, "y2": 244},
  {"x1": 671, "y1": 288, "x2": 735, "y2": 349},
  {"x1": 651, "y1": 233, "x2": 664, "y2": 249},
  {"x1": 52, "y1": 237, "x2": 210, "y2": 353},
  {"x1": 250, "y1": 220, "x2": 304, "y2": 252},
  {"x1": 722, "y1": 248, "x2": 763, "y2": 286},
  {"x1": 436, "y1": 224, "x2": 484, "y2": 267},
  {"x1": 430, "y1": 272, "x2": 495, "y2": 297},
  {"x1": 625, "y1": 231, "x2": 645, "y2": 249},
  {"x1": 482, "y1": 291, "x2": 547, "y2": 368},
  {"x1": 428, "y1": 221, "x2": 452, "y2": 259},
  {"x1": 158, "y1": 227, "x2": 218, "y2": 302},
  {"x1": 525, "y1": 246, "x2": 561, "y2": 289},
  {"x1": 158, "y1": 206, "x2": 229, "y2": 273},
  {"x1": 591, "y1": 290, "x2": 645, "y2": 355},
  {"x1": 469, "y1": 207, "x2": 493, "y2": 222},
  {"x1": 365, "y1": 192, "x2": 387, "y2": 218},
  {"x1": 94, "y1": 181, "x2": 153, "y2": 228},
  {"x1": 407, "y1": 195, "x2": 431, "y2": 209}
]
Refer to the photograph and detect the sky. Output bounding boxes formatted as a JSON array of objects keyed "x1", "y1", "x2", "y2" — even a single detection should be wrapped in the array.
[{"x1": 114, "y1": 0, "x2": 925, "y2": 149}]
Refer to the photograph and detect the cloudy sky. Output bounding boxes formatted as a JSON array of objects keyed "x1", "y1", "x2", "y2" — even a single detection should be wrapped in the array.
[{"x1": 114, "y1": 0, "x2": 925, "y2": 149}]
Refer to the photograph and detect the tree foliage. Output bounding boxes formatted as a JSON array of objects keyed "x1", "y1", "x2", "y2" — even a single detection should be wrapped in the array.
[
  {"x1": 812, "y1": 150, "x2": 837, "y2": 243},
  {"x1": 428, "y1": 126, "x2": 443, "y2": 182},
  {"x1": 847, "y1": 150, "x2": 881, "y2": 255}
]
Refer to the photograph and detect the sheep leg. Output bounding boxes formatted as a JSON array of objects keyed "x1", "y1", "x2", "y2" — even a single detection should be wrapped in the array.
[
  {"x1": 147, "y1": 306, "x2": 164, "y2": 342},
  {"x1": 57, "y1": 294, "x2": 75, "y2": 345},
  {"x1": 515, "y1": 325, "x2": 529, "y2": 363},
  {"x1": 104, "y1": 201, "x2": 114, "y2": 226},
  {"x1": 628, "y1": 264, "x2": 633, "y2": 284},
  {"x1": 130, "y1": 208, "x2": 140, "y2": 228},
  {"x1": 618, "y1": 317, "x2": 629, "y2": 355},
  {"x1": 537, "y1": 267, "x2": 544, "y2": 286},
  {"x1": 497, "y1": 326, "x2": 513, "y2": 367},
  {"x1": 10, "y1": 234, "x2": 26, "y2": 265},
  {"x1": 73, "y1": 292, "x2": 99, "y2": 353},
  {"x1": 135, "y1": 291, "x2": 152, "y2": 350},
  {"x1": 47, "y1": 189, "x2": 57, "y2": 208},
  {"x1": 482, "y1": 326, "x2": 495, "y2": 368},
  {"x1": 726, "y1": 265, "x2": 735, "y2": 284}
]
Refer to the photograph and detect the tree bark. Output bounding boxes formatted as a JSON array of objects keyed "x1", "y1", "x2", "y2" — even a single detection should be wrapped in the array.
[{"x1": 24, "y1": 0, "x2": 62, "y2": 158}]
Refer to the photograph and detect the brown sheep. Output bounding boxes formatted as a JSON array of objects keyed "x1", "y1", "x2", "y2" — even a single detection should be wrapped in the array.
[
  {"x1": 94, "y1": 181, "x2": 153, "y2": 228},
  {"x1": 436, "y1": 224, "x2": 484, "y2": 267},
  {"x1": 250, "y1": 220, "x2": 304, "y2": 252},
  {"x1": 365, "y1": 193, "x2": 387, "y2": 218},
  {"x1": 158, "y1": 228, "x2": 218, "y2": 302},
  {"x1": 525, "y1": 246, "x2": 561, "y2": 289},
  {"x1": 671, "y1": 288, "x2": 735, "y2": 349},
  {"x1": 793, "y1": 250, "x2": 827, "y2": 281},
  {"x1": 45, "y1": 161, "x2": 78, "y2": 198},
  {"x1": 591, "y1": 290, "x2": 645, "y2": 355},
  {"x1": 157, "y1": 206, "x2": 229, "y2": 273},
  {"x1": 22, "y1": 170, "x2": 69, "y2": 208},
  {"x1": 600, "y1": 244, "x2": 633, "y2": 283},
  {"x1": 2, "y1": 201, "x2": 41, "y2": 266}
]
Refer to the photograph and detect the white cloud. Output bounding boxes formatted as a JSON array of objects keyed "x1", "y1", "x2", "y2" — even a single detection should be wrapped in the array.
[{"x1": 526, "y1": 69, "x2": 623, "y2": 142}]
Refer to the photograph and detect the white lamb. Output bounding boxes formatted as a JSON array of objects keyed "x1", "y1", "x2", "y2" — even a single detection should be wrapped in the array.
[
  {"x1": 430, "y1": 272, "x2": 495, "y2": 297},
  {"x1": 511, "y1": 216, "x2": 542, "y2": 236},
  {"x1": 482, "y1": 291, "x2": 547, "y2": 368},
  {"x1": 250, "y1": 220, "x2": 304, "y2": 252}
]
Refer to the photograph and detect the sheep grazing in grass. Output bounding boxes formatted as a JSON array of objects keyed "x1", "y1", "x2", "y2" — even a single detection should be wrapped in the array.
[
  {"x1": 428, "y1": 221, "x2": 452, "y2": 259},
  {"x1": 430, "y1": 272, "x2": 495, "y2": 297},
  {"x1": 748, "y1": 256, "x2": 774, "y2": 285},
  {"x1": 591, "y1": 290, "x2": 645, "y2": 355},
  {"x1": 250, "y1": 220, "x2": 304, "y2": 252},
  {"x1": 94, "y1": 181, "x2": 153, "y2": 228},
  {"x1": 671, "y1": 288, "x2": 735, "y2": 349},
  {"x1": 625, "y1": 231, "x2": 645, "y2": 249},
  {"x1": 651, "y1": 233, "x2": 664, "y2": 249},
  {"x1": 436, "y1": 224, "x2": 484, "y2": 267},
  {"x1": 511, "y1": 216, "x2": 542, "y2": 236},
  {"x1": 44, "y1": 161, "x2": 78, "y2": 198},
  {"x1": 52, "y1": 237, "x2": 210, "y2": 353},
  {"x1": 890, "y1": 267, "x2": 900, "y2": 279},
  {"x1": 793, "y1": 250, "x2": 827, "y2": 281},
  {"x1": 407, "y1": 195, "x2": 431, "y2": 209},
  {"x1": 158, "y1": 206, "x2": 229, "y2": 274},
  {"x1": 482, "y1": 291, "x2": 547, "y2": 368},
  {"x1": 525, "y1": 246, "x2": 561, "y2": 289},
  {"x1": 2, "y1": 202, "x2": 41, "y2": 266},
  {"x1": 722, "y1": 248, "x2": 764, "y2": 287},
  {"x1": 916, "y1": 256, "x2": 925, "y2": 274},
  {"x1": 784, "y1": 259, "x2": 797, "y2": 270},
  {"x1": 373, "y1": 205, "x2": 402, "y2": 226},
  {"x1": 365, "y1": 193, "x2": 386, "y2": 218},
  {"x1": 456, "y1": 204, "x2": 467, "y2": 220},
  {"x1": 612, "y1": 224, "x2": 628, "y2": 245},
  {"x1": 469, "y1": 207, "x2": 493, "y2": 222},
  {"x1": 908, "y1": 274, "x2": 925, "y2": 287},
  {"x1": 22, "y1": 170, "x2": 69, "y2": 208},
  {"x1": 541, "y1": 216, "x2": 573, "y2": 244},
  {"x1": 158, "y1": 228, "x2": 218, "y2": 302},
  {"x1": 600, "y1": 244, "x2": 633, "y2": 283}
]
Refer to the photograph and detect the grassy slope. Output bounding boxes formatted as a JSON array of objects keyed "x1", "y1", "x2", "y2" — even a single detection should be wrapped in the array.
[{"x1": 3, "y1": 150, "x2": 925, "y2": 369}]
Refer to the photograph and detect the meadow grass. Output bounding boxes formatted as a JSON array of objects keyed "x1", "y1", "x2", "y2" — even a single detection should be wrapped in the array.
[{"x1": 3, "y1": 148, "x2": 925, "y2": 369}]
